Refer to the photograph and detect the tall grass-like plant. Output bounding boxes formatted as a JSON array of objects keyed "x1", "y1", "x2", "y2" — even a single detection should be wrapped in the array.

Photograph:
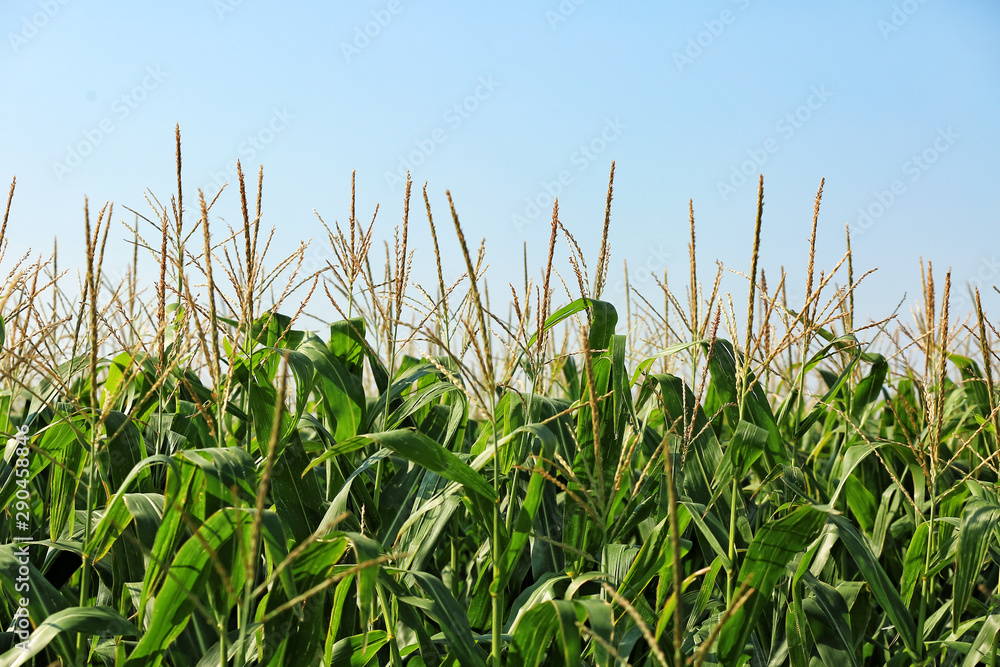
[{"x1": 4, "y1": 137, "x2": 1000, "y2": 666}]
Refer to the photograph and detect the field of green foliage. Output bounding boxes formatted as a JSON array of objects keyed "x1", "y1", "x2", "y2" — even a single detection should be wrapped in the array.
[{"x1": 3, "y1": 133, "x2": 1000, "y2": 666}]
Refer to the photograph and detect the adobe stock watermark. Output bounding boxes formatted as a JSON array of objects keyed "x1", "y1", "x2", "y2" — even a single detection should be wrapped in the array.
[
  {"x1": 717, "y1": 85, "x2": 832, "y2": 202},
  {"x1": 9, "y1": 424, "x2": 33, "y2": 652},
  {"x1": 952, "y1": 255, "x2": 1000, "y2": 314},
  {"x1": 202, "y1": 108, "x2": 294, "y2": 198},
  {"x1": 673, "y1": 0, "x2": 752, "y2": 72},
  {"x1": 877, "y1": 0, "x2": 929, "y2": 39},
  {"x1": 546, "y1": 0, "x2": 586, "y2": 31},
  {"x1": 301, "y1": 237, "x2": 338, "y2": 281},
  {"x1": 8, "y1": 0, "x2": 71, "y2": 53},
  {"x1": 614, "y1": 246, "x2": 673, "y2": 296},
  {"x1": 851, "y1": 126, "x2": 958, "y2": 234},
  {"x1": 511, "y1": 117, "x2": 626, "y2": 233},
  {"x1": 214, "y1": 0, "x2": 250, "y2": 20},
  {"x1": 340, "y1": 0, "x2": 403, "y2": 62},
  {"x1": 52, "y1": 66, "x2": 169, "y2": 182},
  {"x1": 383, "y1": 75, "x2": 501, "y2": 191}
]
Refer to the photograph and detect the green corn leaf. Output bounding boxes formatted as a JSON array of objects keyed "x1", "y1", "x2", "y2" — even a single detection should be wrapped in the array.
[
  {"x1": 712, "y1": 420, "x2": 768, "y2": 491},
  {"x1": 800, "y1": 572, "x2": 860, "y2": 667},
  {"x1": 681, "y1": 501, "x2": 733, "y2": 571},
  {"x1": 127, "y1": 508, "x2": 288, "y2": 666},
  {"x1": 900, "y1": 521, "x2": 929, "y2": 607},
  {"x1": 365, "y1": 360, "x2": 444, "y2": 433},
  {"x1": 328, "y1": 317, "x2": 369, "y2": 378},
  {"x1": 0, "y1": 606, "x2": 139, "y2": 667},
  {"x1": 122, "y1": 492, "x2": 166, "y2": 565},
  {"x1": 251, "y1": 310, "x2": 303, "y2": 349},
  {"x1": 270, "y1": 434, "x2": 327, "y2": 542},
  {"x1": 828, "y1": 514, "x2": 920, "y2": 657},
  {"x1": 300, "y1": 334, "x2": 366, "y2": 440},
  {"x1": 349, "y1": 428, "x2": 495, "y2": 509},
  {"x1": 780, "y1": 306, "x2": 884, "y2": 364},
  {"x1": 324, "y1": 574, "x2": 357, "y2": 662},
  {"x1": 646, "y1": 373, "x2": 747, "y2": 540},
  {"x1": 43, "y1": 419, "x2": 87, "y2": 543},
  {"x1": 264, "y1": 535, "x2": 351, "y2": 665},
  {"x1": 828, "y1": 440, "x2": 914, "y2": 509},
  {"x1": 508, "y1": 599, "x2": 585, "y2": 667},
  {"x1": 244, "y1": 348, "x2": 314, "y2": 455},
  {"x1": 689, "y1": 556, "x2": 725, "y2": 631},
  {"x1": 408, "y1": 572, "x2": 489, "y2": 667},
  {"x1": 499, "y1": 424, "x2": 556, "y2": 588},
  {"x1": 955, "y1": 498, "x2": 1000, "y2": 626},
  {"x1": 950, "y1": 354, "x2": 992, "y2": 420},
  {"x1": 345, "y1": 531, "x2": 381, "y2": 628},
  {"x1": 629, "y1": 340, "x2": 706, "y2": 389},
  {"x1": 0, "y1": 545, "x2": 75, "y2": 663},
  {"x1": 794, "y1": 345, "x2": 863, "y2": 437},
  {"x1": 176, "y1": 446, "x2": 258, "y2": 502},
  {"x1": 575, "y1": 598, "x2": 613, "y2": 664},
  {"x1": 853, "y1": 353, "x2": 888, "y2": 418},
  {"x1": 170, "y1": 363, "x2": 251, "y2": 422},
  {"x1": 329, "y1": 631, "x2": 389, "y2": 667},
  {"x1": 719, "y1": 504, "x2": 826, "y2": 664},
  {"x1": 381, "y1": 379, "x2": 464, "y2": 436},
  {"x1": 503, "y1": 573, "x2": 570, "y2": 634},
  {"x1": 317, "y1": 448, "x2": 387, "y2": 535},
  {"x1": 523, "y1": 297, "x2": 613, "y2": 351},
  {"x1": 961, "y1": 608, "x2": 1000, "y2": 667},
  {"x1": 704, "y1": 338, "x2": 788, "y2": 468},
  {"x1": 136, "y1": 448, "x2": 256, "y2": 621},
  {"x1": 842, "y1": 475, "x2": 878, "y2": 535},
  {"x1": 0, "y1": 417, "x2": 81, "y2": 539},
  {"x1": 103, "y1": 410, "x2": 145, "y2": 494},
  {"x1": 786, "y1": 600, "x2": 811, "y2": 667},
  {"x1": 618, "y1": 508, "x2": 692, "y2": 601}
]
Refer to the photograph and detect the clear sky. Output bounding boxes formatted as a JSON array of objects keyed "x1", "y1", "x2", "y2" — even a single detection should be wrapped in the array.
[{"x1": 3, "y1": 0, "x2": 999, "y2": 330}]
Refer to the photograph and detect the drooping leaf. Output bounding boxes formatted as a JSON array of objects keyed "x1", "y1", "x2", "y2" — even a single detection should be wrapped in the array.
[
  {"x1": 0, "y1": 545, "x2": 74, "y2": 663},
  {"x1": 955, "y1": 498, "x2": 1000, "y2": 626},
  {"x1": 329, "y1": 631, "x2": 389, "y2": 667},
  {"x1": 408, "y1": 572, "x2": 489, "y2": 667},
  {"x1": 829, "y1": 513, "x2": 919, "y2": 657},
  {"x1": 0, "y1": 606, "x2": 139, "y2": 667}
]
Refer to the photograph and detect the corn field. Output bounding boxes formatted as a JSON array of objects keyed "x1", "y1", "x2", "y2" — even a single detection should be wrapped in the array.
[{"x1": 2, "y1": 130, "x2": 1000, "y2": 666}]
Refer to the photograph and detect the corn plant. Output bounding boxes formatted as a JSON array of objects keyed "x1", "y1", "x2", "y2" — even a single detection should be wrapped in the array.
[{"x1": 2, "y1": 133, "x2": 1000, "y2": 666}]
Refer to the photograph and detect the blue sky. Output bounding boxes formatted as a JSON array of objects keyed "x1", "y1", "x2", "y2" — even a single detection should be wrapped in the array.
[{"x1": 3, "y1": 0, "x2": 998, "y2": 329}]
